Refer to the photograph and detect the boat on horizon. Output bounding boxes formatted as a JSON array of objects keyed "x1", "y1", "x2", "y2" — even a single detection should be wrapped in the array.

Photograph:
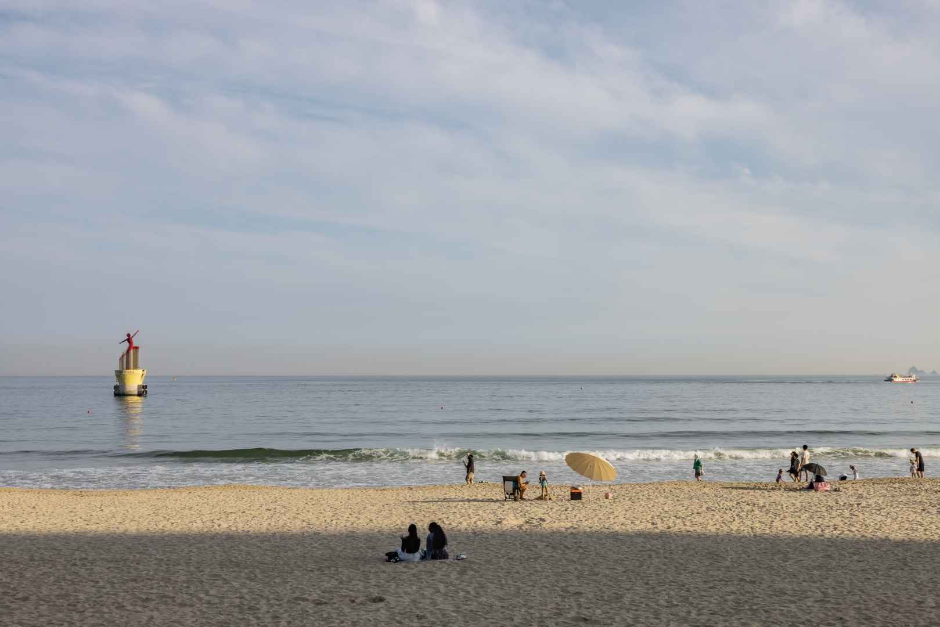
[{"x1": 884, "y1": 373, "x2": 918, "y2": 383}]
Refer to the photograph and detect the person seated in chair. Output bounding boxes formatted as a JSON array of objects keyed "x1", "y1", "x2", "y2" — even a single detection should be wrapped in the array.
[
  {"x1": 386, "y1": 523, "x2": 422, "y2": 562},
  {"x1": 515, "y1": 471, "x2": 530, "y2": 500}
]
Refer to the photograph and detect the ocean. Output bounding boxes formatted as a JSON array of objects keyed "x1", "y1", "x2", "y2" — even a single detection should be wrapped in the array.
[{"x1": 0, "y1": 376, "x2": 936, "y2": 489}]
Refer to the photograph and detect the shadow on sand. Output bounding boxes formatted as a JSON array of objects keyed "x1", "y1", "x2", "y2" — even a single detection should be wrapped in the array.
[{"x1": 2, "y1": 530, "x2": 938, "y2": 626}]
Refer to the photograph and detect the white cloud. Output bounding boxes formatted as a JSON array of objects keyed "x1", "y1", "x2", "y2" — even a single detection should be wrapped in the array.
[{"x1": 2, "y1": 0, "x2": 940, "y2": 373}]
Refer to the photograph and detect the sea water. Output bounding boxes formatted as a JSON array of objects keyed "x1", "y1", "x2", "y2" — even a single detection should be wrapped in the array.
[{"x1": 0, "y1": 376, "x2": 936, "y2": 489}]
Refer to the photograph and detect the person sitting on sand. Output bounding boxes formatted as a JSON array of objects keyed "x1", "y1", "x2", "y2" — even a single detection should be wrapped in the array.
[
  {"x1": 538, "y1": 471, "x2": 552, "y2": 500},
  {"x1": 515, "y1": 471, "x2": 530, "y2": 500},
  {"x1": 423, "y1": 522, "x2": 448, "y2": 560},
  {"x1": 386, "y1": 523, "x2": 422, "y2": 562},
  {"x1": 775, "y1": 468, "x2": 784, "y2": 483},
  {"x1": 811, "y1": 474, "x2": 830, "y2": 492},
  {"x1": 788, "y1": 452, "x2": 801, "y2": 482},
  {"x1": 693, "y1": 455, "x2": 704, "y2": 481}
]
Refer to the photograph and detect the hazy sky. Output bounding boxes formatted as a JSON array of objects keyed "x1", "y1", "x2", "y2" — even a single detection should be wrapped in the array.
[{"x1": 2, "y1": 0, "x2": 939, "y2": 375}]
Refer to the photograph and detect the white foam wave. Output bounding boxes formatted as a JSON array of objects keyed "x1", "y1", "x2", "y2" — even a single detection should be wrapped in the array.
[{"x1": 349, "y1": 446, "x2": 940, "y2": 462}]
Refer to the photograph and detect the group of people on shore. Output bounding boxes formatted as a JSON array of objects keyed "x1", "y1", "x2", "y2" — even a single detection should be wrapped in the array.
[
  {"x1": 784, "y1": 445, "x2": 815, "y2": 482},
  {"x1": 775, "y1": 445, "x2": 926, "y2": 484},
  {"x1": 464, "y1": 453, "x2": 551, "y2": 500},
  {"x1": 462, "y1": 448, "x2": 927, "y2": 491},
  {"x1": 509, "y1": 470, "x2": 552, "y2": 500},
  {"x1": 386, "y1": 522, "x2": 448, "y2": 562},
  {"x1": 693, "y1": 444, "x2": 928, "y2": 485}
]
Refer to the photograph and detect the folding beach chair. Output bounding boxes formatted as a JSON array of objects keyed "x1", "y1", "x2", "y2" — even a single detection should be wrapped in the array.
[{"x1": 502, "y1": 475, "x2": 520, "y2": 500}]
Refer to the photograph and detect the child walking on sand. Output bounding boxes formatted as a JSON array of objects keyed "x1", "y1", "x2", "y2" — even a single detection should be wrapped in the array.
[{"x1": 910, "y1": 458, "x2": 917, "y2": 478}]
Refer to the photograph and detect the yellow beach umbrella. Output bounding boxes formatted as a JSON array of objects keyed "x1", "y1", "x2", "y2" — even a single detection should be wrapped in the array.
[{"x1": 565, "y1": 452, "x2": 617, "y2": 482}]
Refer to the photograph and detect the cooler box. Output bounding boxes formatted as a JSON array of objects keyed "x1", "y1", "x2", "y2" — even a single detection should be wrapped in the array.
[{"x1": 570, "y1": 487, "x2": 583, "y2": 501}]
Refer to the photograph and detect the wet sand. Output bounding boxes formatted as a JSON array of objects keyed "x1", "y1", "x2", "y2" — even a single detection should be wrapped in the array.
[{"x1": 2, "y1": 479, "x2": 939, "y2": 625}]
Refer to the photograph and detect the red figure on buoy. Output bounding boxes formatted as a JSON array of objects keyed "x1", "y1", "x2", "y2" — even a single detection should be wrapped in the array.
[{"x1": 120, "y1": 330, "x2": 139, "y2": 354}]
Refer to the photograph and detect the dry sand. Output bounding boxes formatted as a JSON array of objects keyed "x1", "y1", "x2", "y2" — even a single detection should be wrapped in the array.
[{"x1": 2, "y1": 478, "x2": 939, "y2": 626}]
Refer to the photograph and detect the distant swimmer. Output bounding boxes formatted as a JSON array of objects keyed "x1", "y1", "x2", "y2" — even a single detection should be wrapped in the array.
[{"x1": 119, "y1": 330, "x2": 139, "y2": 353}]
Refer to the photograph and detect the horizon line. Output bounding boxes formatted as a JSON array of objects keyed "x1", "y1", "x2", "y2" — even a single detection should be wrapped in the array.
[{"x1": 0, "y1": 373, "x2": 926, "y2": 378}]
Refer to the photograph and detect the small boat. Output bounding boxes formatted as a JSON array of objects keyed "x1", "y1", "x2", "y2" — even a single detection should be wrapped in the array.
[{"x1": 884, "y1": 373, "x2": 918, "y2": 383}]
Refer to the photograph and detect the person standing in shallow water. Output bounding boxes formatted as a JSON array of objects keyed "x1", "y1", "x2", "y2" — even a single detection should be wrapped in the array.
[
  {"x1": 693, "y1": 455, "x2": 704, "y2": 481},
  {"x1": 464, "y1": 452, "x2": 475, "y2": 485},
  {"x1": 911, "y1": 448, "x2": 925, "y2": 478}
]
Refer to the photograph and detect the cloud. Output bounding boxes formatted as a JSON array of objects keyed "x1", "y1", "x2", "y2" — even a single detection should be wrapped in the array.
[{"x1": 2, "y1": 0, "x2": 940, "y2": 374}]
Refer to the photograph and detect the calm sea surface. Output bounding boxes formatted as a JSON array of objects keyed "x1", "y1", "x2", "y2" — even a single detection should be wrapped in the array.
[{"x1": 0, "y1": 376, "x2": 936, "y2": 489}]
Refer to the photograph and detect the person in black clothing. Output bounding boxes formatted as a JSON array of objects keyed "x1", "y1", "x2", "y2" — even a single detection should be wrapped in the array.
[
  {"x1": 402, "y1": 524, "x2": 421, "y2": 553},
  {"x1": 911, "y1": 448, "x2": 925, "y2": 478},
  {"x1": 386, "y1": 523, "x2": 422, "y2": 562},
  {"x1": 464, "y1": 453, "x2": 475, "y2": 485},
  {"x1": 788, "y1": 451, "x2": 800, "y2": 482}
]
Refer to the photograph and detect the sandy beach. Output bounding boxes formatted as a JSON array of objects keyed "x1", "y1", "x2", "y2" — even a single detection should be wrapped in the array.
[{"x1": 2, "y1": 479, "x2": 939, "y2": 626}]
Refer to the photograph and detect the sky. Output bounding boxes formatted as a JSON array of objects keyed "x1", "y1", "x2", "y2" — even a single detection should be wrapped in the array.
[{"x1": 1, "y1": 0, "x2": 939, "y2": 375}]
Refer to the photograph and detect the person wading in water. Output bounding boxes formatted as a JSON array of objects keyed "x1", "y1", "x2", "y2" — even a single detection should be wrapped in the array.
[{"x1": 464, "y1": 452, "x2": 475, "y2": 485}]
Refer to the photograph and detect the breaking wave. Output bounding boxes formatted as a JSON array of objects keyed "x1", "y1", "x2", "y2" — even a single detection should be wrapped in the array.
[{"x1": 122, "y1": 446, "x2": 940, "y2": 463}]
